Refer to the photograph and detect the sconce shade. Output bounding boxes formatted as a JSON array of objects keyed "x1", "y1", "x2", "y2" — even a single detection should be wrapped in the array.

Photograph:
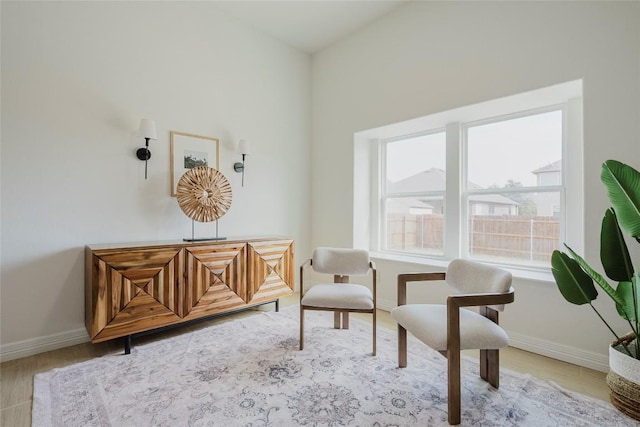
[
  {"x1": 236, "y1": 139, "x2": 251, "y2": 155},
  {"x1": 137, "y1": 119, "x2": 157, "y2": 140}
]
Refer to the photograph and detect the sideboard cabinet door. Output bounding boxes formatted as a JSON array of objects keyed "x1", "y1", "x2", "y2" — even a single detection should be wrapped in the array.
[
  {"x1": 247, "y1": 239, "x2": 295, "y2": 305},
  {"x1": 86, "y1": 246, "x2": 183, "y2": 342},
  {"x1": 182, "y1": 242, "x2": 247, "y2": 321}
]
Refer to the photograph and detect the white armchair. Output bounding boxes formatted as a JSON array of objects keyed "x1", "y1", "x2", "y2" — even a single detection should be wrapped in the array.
[
  {"x1": 299, "y1": 247, "x2": 377, "y2": 355},
  {"x1": 391, "y1": 259, "x2": 514, "y2": 425}
]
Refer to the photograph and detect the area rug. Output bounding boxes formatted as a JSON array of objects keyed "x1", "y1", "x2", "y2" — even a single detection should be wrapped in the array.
[{"x1": 33, "y1": 306, "x2": 637, "y2": 426}]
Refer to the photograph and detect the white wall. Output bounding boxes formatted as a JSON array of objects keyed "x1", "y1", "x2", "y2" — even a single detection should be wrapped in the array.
[
  {"x1": 0, "y1": 2, "x2": 311, "y2": 358},
  {"x1": 312, "y1": 2, "x2": 640, "y2": 370}
]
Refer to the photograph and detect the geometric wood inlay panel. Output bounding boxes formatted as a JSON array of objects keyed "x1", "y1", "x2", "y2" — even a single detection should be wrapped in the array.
[
  {"x1": 94, "y1": 248, "x2": 182, "y2": 321},
  {"x1": 246, "y1": 240, "x2": 294, "y2": 305},
  {"x1": 90, "y1": 257, "x2": 142, "y2": 338},
  {"x1": 183, "y1": 243, "x2": 246, "y2": 319}
]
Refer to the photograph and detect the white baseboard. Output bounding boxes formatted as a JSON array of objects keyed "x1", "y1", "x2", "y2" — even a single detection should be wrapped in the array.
[
  {"x1": 0, "y1": 311, "x2": 610, "y2": 373},
  {"x1": 507, "y1": 331, "x2": 609, "y2": 373},
  {"x1": 0, "y1": 328, "x2": 90, "y2": 363}
]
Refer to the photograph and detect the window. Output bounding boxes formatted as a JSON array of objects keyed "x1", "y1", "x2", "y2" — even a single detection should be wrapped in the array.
[
  {"x1": 383, "y1": 131, "x2": 446, "y2": 256},
  {"x1": 355, "y1": 81, "x2": 583, "y2": 272},
  {"x1": 464, "y1": 109, "x2": 563, "y2": 267}
]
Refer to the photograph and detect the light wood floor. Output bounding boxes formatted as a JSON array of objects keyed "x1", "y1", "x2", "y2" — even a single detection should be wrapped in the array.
[{"x1": 1, "y1": 294, "x2": 609, "y2": 426}]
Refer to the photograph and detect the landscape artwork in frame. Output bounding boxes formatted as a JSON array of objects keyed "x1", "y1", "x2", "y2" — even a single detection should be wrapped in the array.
[{"x1": 170, "y1": 131, "x2": 220, "y2": 196}]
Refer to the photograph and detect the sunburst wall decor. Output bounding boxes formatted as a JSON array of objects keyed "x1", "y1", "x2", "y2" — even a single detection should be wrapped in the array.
[{"x1": 176, "y1": 166, "x2": 232, "y2": 240}]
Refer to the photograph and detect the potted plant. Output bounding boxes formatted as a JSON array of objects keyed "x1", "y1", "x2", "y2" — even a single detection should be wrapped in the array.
[{"x1": 551, "y1": 159, "x2": 639, "y2": 420}]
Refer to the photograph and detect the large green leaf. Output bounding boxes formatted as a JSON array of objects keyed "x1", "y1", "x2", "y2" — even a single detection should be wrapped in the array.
[
  {"x1": 551, "y1": 250, "x2": 598, "y2": 305},
  {"x1": 601, "y1": 160, "x2": 640, "y2": 239},
  {"x1": 601, "y1": 208, "x2": 634, "y2": 282},
  {"x1": 564, "y1": 245, "x2": 627, "y2": 307},
  {"x1": 615, "y1": 275, "x2": 640, "y2": 322}
]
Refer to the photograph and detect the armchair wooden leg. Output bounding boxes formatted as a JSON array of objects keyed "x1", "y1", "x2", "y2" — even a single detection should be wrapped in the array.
[
  {"x1": 480, "y1": 349, "x2": 500, "y2": 387},
  {"x1": 334, "y1": 311, "x2": 341, "y2": 329},
  {"x1": 398, "y1": 325, "x2": 407, "y2": 368},
  {"x1": 479, "y1": 307, "x2": 500, "y2": 388},
  {"x1": 299, "y1": 306, "x2": 304, "y2": 350},
  {"x1": 487, "y1": 349, "x2": 500, "y2": 388},
  {"x1": 372, "y1": 310, "x2": 376, "y2": 356},
  {"x1": 448, "y1": 350, "x2": 461, "y2": 425},
  {"x1": 342, "y1": 312, "x2": 349, "y2": 329},
  {"x1": 480, "y1": 349, "x2": 488, "y2": 381}
]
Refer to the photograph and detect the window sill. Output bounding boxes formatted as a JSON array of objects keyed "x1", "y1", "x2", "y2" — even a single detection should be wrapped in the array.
[{"x1": 370, "y1": 251, "x2": 555, "y2": 283}]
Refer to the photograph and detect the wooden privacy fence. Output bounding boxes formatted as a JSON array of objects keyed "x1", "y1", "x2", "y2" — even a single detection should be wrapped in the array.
[{"x1": 387, "y1": 214, "x2": 560, "y2": 262}]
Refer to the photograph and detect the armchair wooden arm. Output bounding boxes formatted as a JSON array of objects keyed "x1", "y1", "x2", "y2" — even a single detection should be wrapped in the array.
[
  {"x1": 446, "y1": 288, "x2": 515, "y2": 309},
  {"x1": 446, "y1": 287, "x2": 515, "y2": 354},
  {"x1": 397, "y1": 272, "x2": 447, "y2": 306},
  {"x1": 396, "y1": 272, "x2": 446, "y2": 369},
  {"x1": 299, "y1": 259, "x2": 312, "y2": 298},
  {"x1": 370, "y1": 260, "x2": 377, "y2": 300}
]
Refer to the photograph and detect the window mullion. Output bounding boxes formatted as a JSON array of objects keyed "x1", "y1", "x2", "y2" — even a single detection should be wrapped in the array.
[
  {"x1": 445, "y1": 122, "x2": 461, "y2": 259},
  {"x1": 376, "y1": 139, "x2": 385, "y2": 252}
]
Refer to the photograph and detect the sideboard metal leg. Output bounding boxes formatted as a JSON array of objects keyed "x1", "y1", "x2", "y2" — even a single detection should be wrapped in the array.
[
  {"x1": 124, "y1": 335, "x2": 132, "y2": 354},
  {"x1": 275, "y1": 299, "x2": 280, "y2": 312}
]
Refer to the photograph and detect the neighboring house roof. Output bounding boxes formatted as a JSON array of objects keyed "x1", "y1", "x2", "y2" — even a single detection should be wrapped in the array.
[
  {"x1": 532, "y1": 160, "x2": 561, "y2": 174},
  {"x1": 387, "y1": 168, "x2": 518, "y2": 207},
  {"x1": 386, "y1": 168, "x2": 447, "y2": 193}
]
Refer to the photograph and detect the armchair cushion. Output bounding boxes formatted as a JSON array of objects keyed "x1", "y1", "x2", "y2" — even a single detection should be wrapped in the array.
[
  {"x1": 301, "y1": 283, "x2": 374, "y2": 310},
  {"x1": 391, "y1": 304, "x2": 509, "y2": 350},
  {"x1": 446, "y1": 259, "x2": 513, "y2": 311},
  {"x1": 312, "y1": 247, "x2": 370, "y2": 276}
]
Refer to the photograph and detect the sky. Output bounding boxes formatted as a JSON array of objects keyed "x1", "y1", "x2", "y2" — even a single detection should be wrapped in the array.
[{"x1": 386, "y1": 110, "x2": 563, "y2": 188}]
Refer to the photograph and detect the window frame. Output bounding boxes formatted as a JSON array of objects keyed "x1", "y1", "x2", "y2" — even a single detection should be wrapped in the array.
[{"x1": 355, "y1": 82, "x2": 583, "y2": 277}]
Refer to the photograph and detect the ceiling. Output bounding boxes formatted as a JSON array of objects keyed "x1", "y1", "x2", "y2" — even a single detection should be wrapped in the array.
[{"x1": 213, "y1": 1, "x2": 407, "y2": 54}]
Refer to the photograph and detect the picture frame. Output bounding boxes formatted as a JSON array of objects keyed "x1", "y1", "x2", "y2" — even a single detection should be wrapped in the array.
[{"x1": 170, "y1": 131, "x2": 220, "y2": 197}]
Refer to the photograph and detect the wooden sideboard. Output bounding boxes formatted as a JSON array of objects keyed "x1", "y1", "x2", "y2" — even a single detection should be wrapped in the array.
[{"x1": 85, "y1": 237, "x2": 294, "y2": 349}]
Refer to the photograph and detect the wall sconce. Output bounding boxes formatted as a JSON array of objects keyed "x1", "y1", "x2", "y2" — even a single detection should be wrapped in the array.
[
  {"x1": 233, "y1": 139, "x2": 251, "y2": 186},
  {"x1": 136, "y1": 118, "x2": 157, "y2": 179}
]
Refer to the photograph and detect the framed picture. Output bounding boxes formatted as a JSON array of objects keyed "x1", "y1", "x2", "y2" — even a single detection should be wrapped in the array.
[{"x1": 170, "y1": 131, "x2": 220, "y2": 196}]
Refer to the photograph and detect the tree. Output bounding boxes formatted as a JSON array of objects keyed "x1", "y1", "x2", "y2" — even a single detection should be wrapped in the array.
[{"x1": 490, "y1": 180, "x2": 537, "y2": 216}]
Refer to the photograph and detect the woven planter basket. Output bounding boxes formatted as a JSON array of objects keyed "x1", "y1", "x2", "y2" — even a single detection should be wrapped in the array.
[{"x1": 607, "y1": 345, "x2": 640, "y2": 421}]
